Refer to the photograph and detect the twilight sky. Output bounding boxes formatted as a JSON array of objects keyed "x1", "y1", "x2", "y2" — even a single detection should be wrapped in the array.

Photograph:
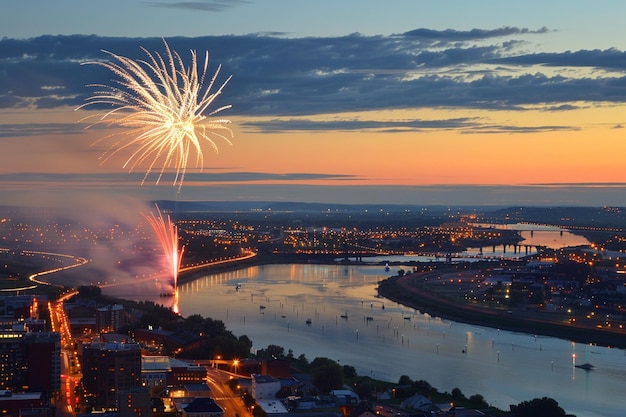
[{"x1": 2, "y1": 0, "x2": 626, "y2": 207}]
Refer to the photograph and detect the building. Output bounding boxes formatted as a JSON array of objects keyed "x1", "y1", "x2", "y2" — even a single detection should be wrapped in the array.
[
  {"x1": 141, "y1": 356, "x2": 170, "y2": 389},
  {"x1": 251, "y1": 374, "x2": 281, "y2": 400},
  {"x1": 95, "y1": 304, "x2": 126, "y2": 332},
  {"x1": 23, "y1": 332, "x2": 61, "y2": 393},
  {"x1": 117, "y1": 386, "x2": 151, "y2": 417},
  {"x1": 169, "y1": 362, "x2": 208, "y2": 387},
  {"x1": 141, "y1": 356, "x2": 208, "y2": 390},
  {"x1": 262, "y1": 358, "x2": 291, "y2": 378},
  {"x1": 256, "y1": 399, "x2": 289, "y2": 415},
  {"x1": 134, "y1": 327, "x2": 202, "y2": 356},
  {"x1": 0, "y1": 294, "x2": 47, "y2": 320},
  {"x1": 0, "y1": 327, "x2": 26, "y2": 390},
  {"x1": 0, "y1": 390, "x2": 49, "y2": 416},
  {"x1": 181, "y1": 397, "x2": 224, "y2": 417},
  {"x1": 0, "y1": 327, "x2": 60, "y2": 394},
  {"x1": 81, "y1": 342, "x2": 141, "y2": 411}
]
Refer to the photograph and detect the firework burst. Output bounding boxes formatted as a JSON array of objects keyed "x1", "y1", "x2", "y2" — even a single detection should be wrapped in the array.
[
  {"x1": 77, "y1": 39, "x2": 233, "y2": 189},
  {"x1": 142, "y1": 204, "x2": 185, "y2": 290}
]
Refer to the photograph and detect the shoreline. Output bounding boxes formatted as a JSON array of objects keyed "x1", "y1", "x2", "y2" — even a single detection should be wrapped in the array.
[{"x1": 377, "y1": 273, "x2": 626, "y2": 350}]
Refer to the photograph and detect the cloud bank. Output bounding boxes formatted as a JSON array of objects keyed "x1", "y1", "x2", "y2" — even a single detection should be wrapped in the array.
[{"x1": 1, "y1": 28, "x2": 625, "y2": 135}]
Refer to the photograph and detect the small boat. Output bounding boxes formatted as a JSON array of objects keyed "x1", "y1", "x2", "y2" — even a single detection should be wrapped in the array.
[
  {"x1": 575, "y1": 363, "x2": 594, "y2": 370},
  {"x1": 305, "y1": 318, "x2": 312, "y2": 325},
  {"x1": 384, "y1": 262, "x2": 390, "y2": 272},
  {"x1": 159, "y1": 293, "x2": 174, "y2": 297},
  {"x1": 366, "y1": 316, "x2": 374, "y2": 321},
  {"x1": 259, "y1": 305, "x2": 266, "y2": 310},
  {"x1": 235, "y1": 283, "x2": 241, "y2": 290},
  {"x1": 340, "y1": 313, "x2": 348, "y2": 319}
]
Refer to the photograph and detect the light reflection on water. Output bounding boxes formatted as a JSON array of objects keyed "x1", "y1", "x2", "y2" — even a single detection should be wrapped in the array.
[
  {"x1": 343, "y1": 224, "x2": 592, "y2": 263},
  {"x1": 176, "y1": 262, "x2": 625, "y2": 417}
]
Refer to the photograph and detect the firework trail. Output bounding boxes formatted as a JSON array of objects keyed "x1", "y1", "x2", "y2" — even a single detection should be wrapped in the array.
[
  {"x1": 77, "y1": 39, "x2": 233, "y2": 189},
  {"x1": 142, "y1": 204, "x2": 185, "y2": 290}
]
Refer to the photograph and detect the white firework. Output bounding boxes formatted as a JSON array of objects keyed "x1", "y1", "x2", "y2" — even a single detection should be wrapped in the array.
[{"x1": 77, "y1": 39, "x2": 233, "y2": 189}]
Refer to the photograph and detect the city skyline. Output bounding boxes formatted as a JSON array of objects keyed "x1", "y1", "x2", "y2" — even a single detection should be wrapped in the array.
[{"x1": 2, "y1": 1, "x2": 626, "y2": 208}]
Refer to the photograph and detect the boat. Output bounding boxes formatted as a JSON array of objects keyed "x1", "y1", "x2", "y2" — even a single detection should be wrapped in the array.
[
  {"x1": 340, "y1": 313, "x2": 348, "y2": 319},
  {"x1": 384, "y1": 262, "x2": 390, "y2": 272},
  {"x1": 159, "y1": 293, "x2": 174, "y2": 297},
  {"x1": 575, "y1": 363, "x2": 594, "y2": 370},
  {"x1": 259, "y1": 305, "x2": 266, "y2": 310},
  {"x1": 305, "y1": 318, "x2": 312, "y2": 325},
  {"x1": 366, "y1": 316, "x2": 374, "y2": 321}
]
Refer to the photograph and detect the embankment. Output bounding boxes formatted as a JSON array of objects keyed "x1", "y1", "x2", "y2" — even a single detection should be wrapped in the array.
[{"x1": 377, "y1": 274, "x2": 626, "y2": 349}]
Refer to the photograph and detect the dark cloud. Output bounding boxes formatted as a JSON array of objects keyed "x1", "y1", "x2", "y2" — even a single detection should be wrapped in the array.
[
  {"x1": 1, "y1": 29, "x2": 625, "y2": 133},
  {"x1": 460, "y1": 125, "x2": 577, "y2": 134},
  {"x1": 0, "y1": 123, "x2": 84, "y2": 138},
  {"x1": 491, "y1": 48, "x2": 626, "y2": 69},
  {"x1": 0, "y1": 171, "x2": 355, "y2": 185},
  {"x1": 146, "y1": 0, "x2": 252, "y2": 11},
  {"x1": 402, "y1": 26, "x2": 550, "y2": 41},
  {"x1": 243, "y1": 117, "x2": 479, "y2": 133}
]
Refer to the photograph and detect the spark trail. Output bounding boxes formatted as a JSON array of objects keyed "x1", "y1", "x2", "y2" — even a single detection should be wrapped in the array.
[
  {"x1": 142, "y1": 204, "x2": 185, "y2": 291},
  {"x1": 78, "y1": 39, "x2": 233, "y2": 189}
]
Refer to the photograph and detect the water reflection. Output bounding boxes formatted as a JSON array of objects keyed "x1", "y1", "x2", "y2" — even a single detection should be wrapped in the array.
[{"x1": 177, "y1": 263, "x2": 624, "y2": 417}]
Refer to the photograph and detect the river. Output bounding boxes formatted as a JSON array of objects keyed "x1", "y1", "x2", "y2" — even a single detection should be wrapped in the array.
[
  {"x1": 166, "y1": 262, "x2": 625, "y2": 417},
  {"x1": 107, "y1": 225, "x2": 625, "y2": 417}
]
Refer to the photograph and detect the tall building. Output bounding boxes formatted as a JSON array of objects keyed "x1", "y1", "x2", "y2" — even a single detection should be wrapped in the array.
[
  {"x1": 0, "y1": 328, "x2": 26, "y2": 390},
  {"x1": 23, "y1": 332, "x2": 61, "y2": 393},
  {"x1": 81, "y1": 342, "x2": 141, "y2": 411},
  {"x1": 117, "y1": 387, "x2": 151, "y2": 417},
  {"x1": 0, "y1": 325, "x2": 60, "y2": 394},
  {"x1": 95, "y1": 304, "x2": 126, "y2": 333}
]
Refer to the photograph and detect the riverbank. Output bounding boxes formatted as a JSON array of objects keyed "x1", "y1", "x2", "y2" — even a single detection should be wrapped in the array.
[{"x1": 377, "y1": 272, "x2": 626, "y2": 349}]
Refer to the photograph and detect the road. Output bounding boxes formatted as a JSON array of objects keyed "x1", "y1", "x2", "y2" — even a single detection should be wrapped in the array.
[
  {"x1": 49, "y1": 289, "x2": 82, "y2": 416},
  {"x1": 205, "y1": 367, "x2": 252, "y2": 417}
]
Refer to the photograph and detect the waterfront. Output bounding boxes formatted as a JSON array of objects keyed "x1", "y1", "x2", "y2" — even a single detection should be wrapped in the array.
[
  {"x1": 98, "y1": 225, "x2": 625, "y2": 417},
  {"x1": 155, "y1": 262, "x2": 626, "y2": 417}
]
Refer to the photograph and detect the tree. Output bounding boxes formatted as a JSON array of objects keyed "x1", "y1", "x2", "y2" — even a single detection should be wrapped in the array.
[
  {"x1": 343, "y1": 365, "x2": 357, "y2": 379},
  {"x1": 354, "y1": 377, "x2": 373, "y2": 398},
  {"x1": 510, "y1": 397, "x2": 567, "y2": 417},
  {"x1": 468, "y1": 394, "x2": 488, "y2": 408},
  {"x1": 398, "y1": 375, "x2": 413, "y2": 385},
  {"x1": 310, "y1": 357, "x2": 344, "y2": 393},
  {"x1": 451, "y1": 387, "x2": 465, "y2": 401},
  {"x1": 297, "y1": 353, "x2": 308, "y2": 365},
  {"x1": 78, "y1": 285, "x2": 102, "y2": 298},
  {"x1": 263, "y1": 344, "x2": 285, "y2": 358},
  {"x1": 413, "y1": 379, "x2": 435, "y2": 396}
]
